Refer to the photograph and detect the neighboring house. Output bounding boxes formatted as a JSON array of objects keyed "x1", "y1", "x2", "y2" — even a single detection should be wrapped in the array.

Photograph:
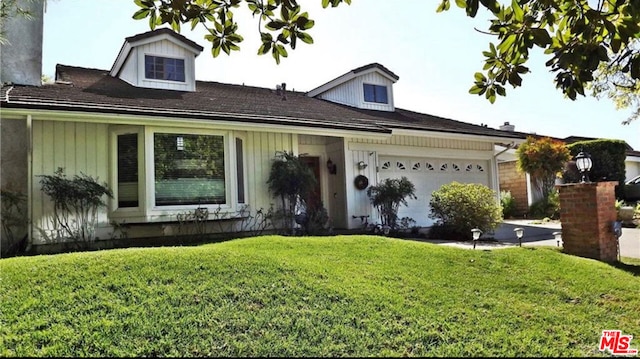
[
  {"x1": 1, "y1": 28, "x2": 525, "y2": 247},
  {"x1": 496, "y1": 127, "x2": 640, "y2": 216}
]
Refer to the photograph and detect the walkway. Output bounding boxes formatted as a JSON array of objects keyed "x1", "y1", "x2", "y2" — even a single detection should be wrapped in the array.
[{"x1": 421, "y1": 219, "x2": 640, "y2": 259}]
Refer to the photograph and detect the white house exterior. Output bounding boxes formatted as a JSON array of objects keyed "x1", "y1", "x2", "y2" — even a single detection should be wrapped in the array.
[{"x1": 1, "y1": 28, "x2": 525, "y2": 248}]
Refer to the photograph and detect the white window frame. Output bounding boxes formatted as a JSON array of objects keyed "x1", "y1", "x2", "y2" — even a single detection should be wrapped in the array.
[
  {"x1": 234, "y1": 132, "x2": 248, "y2": 206},
  {"x1": 143, "y1": 54, "x2": 187, "y2": 83},
  {"x1": 109, "y1": 125, "x2": 244, "y2": 223},
  {"x1": 110, "y1": 126, "x2": 146, "y2": 219}
]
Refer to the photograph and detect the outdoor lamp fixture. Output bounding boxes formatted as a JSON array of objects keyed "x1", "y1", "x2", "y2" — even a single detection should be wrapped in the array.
[
  {"x1": 471, "y1": 228, "x2": 482, "y2": 250},
  {"x1": 574, "y1": 150, "x2": 593, "y2": 183},
  {"x1": 553, "y1": 231, "x2": 562, "y2": 247},
  {"x1": 514, "y1": 227, "x2": 524, "y2": 247},
  {"x1": 357, "y1": 161, "x2": 368, "y2": 170},
  {"x1": 326, "y1": 158, "x2": 337, "y2": 175}
]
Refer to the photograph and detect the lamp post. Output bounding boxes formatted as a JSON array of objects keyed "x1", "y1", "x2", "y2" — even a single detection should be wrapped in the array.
[
  {"x1": 471, "y1": 228, "x2": 482, "y2": 249},
  {"x1": 552, "y1": 231, "x2": 562, "y2": 247},
  {"x1": 514, "y1": 227, "x2": 524, "y2": 247},
  {"x1": 574, "y1": 150, "x2": 593, "y2": 183}
]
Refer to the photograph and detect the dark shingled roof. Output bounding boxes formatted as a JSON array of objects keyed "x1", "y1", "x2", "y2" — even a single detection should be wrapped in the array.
[
  {"x1": 1, "y1": 64, "x2": 525, "y2": 140},
  {"x1": 351, "y1": 63, "x2": 399, "y2": 81},
  {"x1": 125, "y1": 28, "x2": 204, "y2": 52}
]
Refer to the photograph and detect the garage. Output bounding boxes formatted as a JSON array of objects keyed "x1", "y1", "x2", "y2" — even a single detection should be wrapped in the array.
[{"x1": 378, "y1": 156, "x2": 491, "y2": 227}]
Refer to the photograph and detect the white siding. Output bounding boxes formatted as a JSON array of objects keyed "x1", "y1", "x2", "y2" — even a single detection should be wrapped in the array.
[
  {"x1": 31, "y1": 120, "x2": 110, "y2": 244},
  {"x1": 119, "y1": 47, "x2": 138, "y2": 86},
  {"x1": 318, "y1": 72, "x2": 395, "y2": 112},
  {"x1": 132, "y1": 39, "x2": 196, "y2": 91},
  {"x1": 30, "y1": 121, "x2": 297, "y2": 242},
  {"x1": 245, "y1": 131, "x2": 297, "y2": 213},
  {"x1": 350, "y1": 135, "x2": 493, "y2": 151},
  {"x1": 343, "y1": 135, "x2": 496, "y2": 229}
]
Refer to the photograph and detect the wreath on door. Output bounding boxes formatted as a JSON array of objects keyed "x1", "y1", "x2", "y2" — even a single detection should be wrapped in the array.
[{"x1": 354, "y1": 175, "x2": 369, "y2": 190}]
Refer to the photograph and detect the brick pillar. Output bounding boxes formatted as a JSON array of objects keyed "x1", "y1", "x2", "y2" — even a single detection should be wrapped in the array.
[{"x1": 557, "y1": 181, "x2": 619, "y2": 262}]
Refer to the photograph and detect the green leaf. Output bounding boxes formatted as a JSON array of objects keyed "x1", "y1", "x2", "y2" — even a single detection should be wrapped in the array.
[
  {"x1": 297, "y1": 32, "x2": 313, "y2": 44},
  {"x1": 132, "y1": 9, "x2": 150, "y2": 20},
  {"x1": 474, "y1": 72, "x2": 487, "y2": 82},
  {"x1": 511, "y1": 0, "x2": 523, "y2": 22},
  {"x1": 455, "y1": 0, "x2": 466, "y2": 8},
  {"x1": 436, "y1": 0, "x2": 451, "y2": 13},
  {"x1": 212, "y1": 44, "x2": 221, "y2": 58},
  {"x1": 469, "y1": 84, "x2": 484, "y2": 94}
]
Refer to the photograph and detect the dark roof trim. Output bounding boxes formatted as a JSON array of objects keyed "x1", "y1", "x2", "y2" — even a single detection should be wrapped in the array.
[
  {"x1": 125, "y1": 28, "x2": 204, "y2": 52},
  {"x1": 1, "y1": 100, "x2": 392, "y2": 134},
  {"x1": 352, "y1": 63, "x2": 399, "y2": 81}
]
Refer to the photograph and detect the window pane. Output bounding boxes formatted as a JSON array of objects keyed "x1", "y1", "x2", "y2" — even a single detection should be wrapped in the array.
[
  {"x1": 154, "y1": 133, "x2": 226, "y2": 206},
  {"x1": 144, "y1": 56, "x2": 185, "y2": 82},
  {"x1": 375, "y1": 85, "x2": 388, "y2": 104},
  {"x1": 236, "y1": 138, "x2": 245, "y2": 204},
  {"x1": 363, "y1": 84, "x2": 375, "y2": 102},
  {"x1": 117, "y1": 133, "x2": 139, "y2": 208}
]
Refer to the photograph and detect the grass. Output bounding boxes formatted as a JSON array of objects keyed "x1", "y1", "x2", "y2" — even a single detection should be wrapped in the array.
[{"x1": 1, "y1": 235, "x2": 639, "y2": 357}]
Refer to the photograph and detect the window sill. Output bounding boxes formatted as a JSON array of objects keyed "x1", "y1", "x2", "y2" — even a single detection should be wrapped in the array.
[{"x1": 109, "y1": 205, "x2": 249, "y2": 224}]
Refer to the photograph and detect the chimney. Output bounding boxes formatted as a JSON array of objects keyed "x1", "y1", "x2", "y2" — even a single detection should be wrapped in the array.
[
  {"x1": 1, "y1": 0, "x2": 45, "y2": 86},
  {"x1": 499, "y1": 121, "x2": 515, "y2": 132}
]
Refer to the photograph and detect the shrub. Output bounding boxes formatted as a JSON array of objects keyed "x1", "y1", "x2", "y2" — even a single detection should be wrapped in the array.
[
  {"x1": 500, "y1": 190, "x2": 516, "y2": 218},
  {"x1": 367, "y1": 177, "x2": 416, "y2": 229},
  {"x1": 1, "y1": 189, "x2": 28, "y2": 256},
  {"x1": 529, "y1": 189, "x2": 560, "y2": 219},
  {"x1": 565, "y1": 139, "x2": 627, "y2": 198},
  {"x1": 38, "y1": 168, "x2": 113, "y2": 243},
  {"x1": 266, "y1": 151, "x2": 316, "y2": 234},
  {"x1": 429, "y1": 182, "x2": 502, "y2": 240}
]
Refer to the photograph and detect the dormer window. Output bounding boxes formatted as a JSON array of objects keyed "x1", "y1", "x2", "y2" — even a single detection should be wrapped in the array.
[
  {"x1": 363, "y1": 83, "x2": 388, "y2": 104},
  {"x1": 144, "y1": 55, "x2": 185, "y2": 82}
]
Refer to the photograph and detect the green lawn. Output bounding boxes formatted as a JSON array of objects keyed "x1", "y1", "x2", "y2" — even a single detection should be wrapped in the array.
[{"x1": 1, "y1": 235, "x2": 639, "y2": 357}]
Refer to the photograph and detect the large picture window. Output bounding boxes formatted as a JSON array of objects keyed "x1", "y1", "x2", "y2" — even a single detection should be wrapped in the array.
[
  {"x1": 111, "y1": 127, "x2": 248, "y2": 221},
  {"x1": 144, "y1": 55, "x2": 185, "y2": 82},
  {"x1": 154, "y1": 133, "x2": 225, "y2": 206},
  {"x1": 363, "y1": 83, "x2": 388, "y2": 104}
]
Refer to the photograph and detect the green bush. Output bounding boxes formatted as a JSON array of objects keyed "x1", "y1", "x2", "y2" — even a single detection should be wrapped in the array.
[
  {"x1": 367, "y1": 177, "x2": 416, "y2": 229},
  {"x1": 529, "y1": 189, "x2": 560, "y2": 219},
  {"x1": 564, "y1": 139, "x2": 627, "y2": 198},
  {"x1": 38, "y1": 168, "x2": 113, "y2": 243},
  {"x1": 429, "y1": 182, "x2": 502, "y2": 240},
  {"x1": 500, "y1": 190, "x2": 516, "y2": 218}
]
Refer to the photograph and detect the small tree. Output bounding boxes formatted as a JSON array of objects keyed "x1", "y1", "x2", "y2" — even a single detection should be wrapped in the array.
[
  {"x1": 516, "y1": 136, "x2": 570, "y2": 202},
  {"x1": 39, "y1": 168, "x2": 113, "y2": 244},
  {"x1": 266, "y1": 151, "x2": 316, "y2": 234},
  {"x1": 429, "y1": 182, "x2": 502, "y2": 240},
  {"x1": 367, "y1": 177, "x2": 416, "y2": 230}
]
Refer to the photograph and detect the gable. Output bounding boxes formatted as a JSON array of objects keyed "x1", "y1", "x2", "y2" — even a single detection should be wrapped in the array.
[
  {"x1": 317, "y1": 71, "x2": 395, "y2": 111},
  {"x1": 307, "y1": 63, "x2": 398, "y2": 112},
  {"x1": 109, "y1": 28, "x2": 202, "y2": 92}
]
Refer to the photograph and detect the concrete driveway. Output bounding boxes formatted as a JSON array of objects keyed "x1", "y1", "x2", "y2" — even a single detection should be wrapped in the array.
[{"x1": 421, "y1": 220, "x2": 639, "y2": 259}]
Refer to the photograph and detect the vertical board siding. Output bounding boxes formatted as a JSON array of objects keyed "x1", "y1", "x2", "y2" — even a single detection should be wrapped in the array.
[
  {"x1": 119, "y1": 48, "x2": 138, "y2": 86},
  {"x1": 32, "y1": 120, "x2": 109, "y2": 244},
  {"x1": 319, "y1": 72, "x2": 395, "y2": 112},
  {"x1": 136, "y1": 40, "x2": 195, "y2": 91},
  {"x1": 245, "y1": 131, "x2": 296, "y2": 213}
]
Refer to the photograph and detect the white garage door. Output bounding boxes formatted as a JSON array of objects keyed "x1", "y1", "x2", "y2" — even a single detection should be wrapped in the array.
[{"x1": 378, "y1": 156, "x2": 490, "y2": 227}]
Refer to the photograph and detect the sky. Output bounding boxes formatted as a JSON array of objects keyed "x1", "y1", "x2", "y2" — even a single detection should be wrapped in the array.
[{"x1": 41, "y1": 0, "x2": 640, "y2": 150}]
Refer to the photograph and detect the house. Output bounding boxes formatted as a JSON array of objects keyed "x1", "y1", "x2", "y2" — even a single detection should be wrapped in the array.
[
  {"x1": 1, "y1": 27, "x2": 526, "y2": 249},
  {"x1": 495, "y1": 125, "x2": 640, "y2": 216}
]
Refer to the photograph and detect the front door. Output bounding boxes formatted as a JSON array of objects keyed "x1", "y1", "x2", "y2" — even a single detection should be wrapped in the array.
[{"x1": 300, "y1": 156, "x2": 321, "y2": 211}]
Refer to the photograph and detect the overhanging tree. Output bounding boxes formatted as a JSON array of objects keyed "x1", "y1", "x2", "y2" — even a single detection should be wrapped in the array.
[
  {"x1": 132, "y1": 0, "x2": 350, "y2": 64},
  {"x1": 436, "y1": 0, "x2": 640, "y2": 116},
  {"x1": 516, "y1": 136, "x2": 570, "y2": 202}
]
